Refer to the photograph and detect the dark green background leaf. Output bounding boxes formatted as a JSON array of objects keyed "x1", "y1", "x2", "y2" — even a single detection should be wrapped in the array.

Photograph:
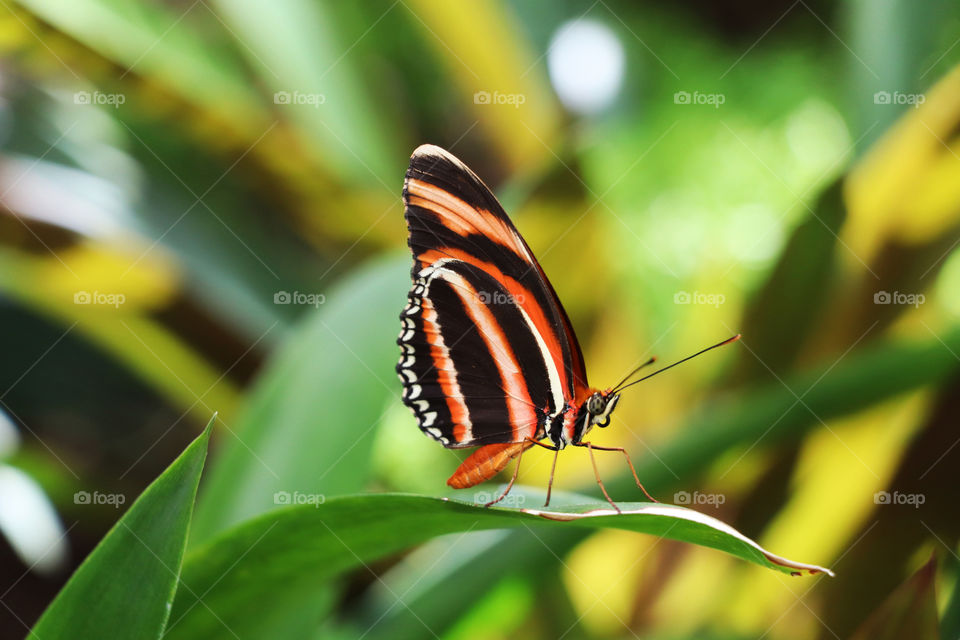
[{"x1": 30, "y1": 417, "x2": 214, "y2": 640}]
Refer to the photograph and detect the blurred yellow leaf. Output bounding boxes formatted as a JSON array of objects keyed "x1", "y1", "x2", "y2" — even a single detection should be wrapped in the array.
[
  {"x1": 405, "y1": 0, "x2": 561, "y2": 172},
  {"x1": 845, "y1": 64, "x2": 960, "y2": 261},
  {"x1": 36, "y1": 241, "x2": 179, "y2": 311},
  {"x1": 0, "y1": 245, "x2": 239, "y2": 422},
  {"x1": 719, "y1": 391, "x2": 929, "y2": 630},
  {"x1": 563, "y1": 529, "x2": 652, "y2": 636}
]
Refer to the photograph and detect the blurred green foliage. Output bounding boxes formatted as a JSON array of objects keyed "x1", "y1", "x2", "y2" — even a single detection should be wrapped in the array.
[{"x1": 2, "y1": 0, "x2": 960, "y2": 638}]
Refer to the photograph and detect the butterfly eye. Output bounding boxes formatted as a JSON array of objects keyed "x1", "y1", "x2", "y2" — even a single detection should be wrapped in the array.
[{"x1": 586, "y1": 393, "x2": 605, "y2": 415}]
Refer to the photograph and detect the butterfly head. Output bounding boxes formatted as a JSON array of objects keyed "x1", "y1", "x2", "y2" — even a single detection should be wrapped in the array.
[
  {"x1": 584, "y1": 390, "x2": 620, "y2": 430},
  {"x1": 579, "y1": 335, "x2": 742, "y2": 440}
]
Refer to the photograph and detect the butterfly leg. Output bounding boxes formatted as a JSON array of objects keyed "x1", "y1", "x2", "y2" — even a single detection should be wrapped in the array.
[
  {"x1": 545, "y1": 446, "x2": 560, "y2": 507},
  {"x1": 486, "y1": 438, "x2": 560, "y2": 508},
  {"x1": 575, "y1": 442, "x2": 621, "y2": 513},
  {"x1": 519, "y1": 438, "x2": 562, "y2": 507},
  {"x1": 483, "y1": 439, "x2": 560, "y2": 508},
  {"x1": 576, "y1": 442, "x2": 658, "y2": 503},
  {"x1": 483, "y1": 443, "x2": 528, "y2": 508}
]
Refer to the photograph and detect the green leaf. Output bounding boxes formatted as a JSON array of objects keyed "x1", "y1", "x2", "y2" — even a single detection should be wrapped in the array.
[
  {"x1": 189, "y1": 256, "x2": 410, "y2": 543},
  {"x1": 210, "y1": 0, "x2": 403, "y2": 185},
  {"x1": 941, "y1": 553, "x2": 960, "y2": 640},
  {"x1": 363, "y1": 326, "x2": 960, "y2": 639},
  {"x1": 165, "y1": 494, "x2": 829, "y2": 639},
  {"x1": 30, "y1": 416, "x2": 214, "y2": 640},
  {"x1": 15, "y1": 0, "x2": 261, "y2": 119},
  {"x1": 733, "y1": 178, "x2": 845, "y2": 383}
]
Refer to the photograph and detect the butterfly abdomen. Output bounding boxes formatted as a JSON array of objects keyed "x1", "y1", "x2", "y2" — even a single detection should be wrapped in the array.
[{"x1": 447, "y1": 441, "x2": 534, "y2": 489}]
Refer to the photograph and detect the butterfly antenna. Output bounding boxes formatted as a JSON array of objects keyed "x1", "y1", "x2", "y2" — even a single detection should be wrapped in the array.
[
  {"x1": 614, "y1": 334, "x2": 741, "y2": 393},
  {"x1": 611, "y1": 357, "x2": 658, "y2": 392}
]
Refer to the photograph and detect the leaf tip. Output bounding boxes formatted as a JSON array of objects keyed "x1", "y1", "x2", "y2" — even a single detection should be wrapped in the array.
[{"x1": 202, "y1": 412, "x2": 218, "y2": 436}]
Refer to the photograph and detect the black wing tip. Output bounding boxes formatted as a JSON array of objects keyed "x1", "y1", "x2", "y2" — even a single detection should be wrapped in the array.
[
  {"x1": 406, "y1": 144, "x2": 497, "y2": 208},
  {"x1": 411, "y1": 143, "x2": 458, "y2": 162},
  {"x1": 408, "y1": 144, "x2": 472, "y2": 176}
]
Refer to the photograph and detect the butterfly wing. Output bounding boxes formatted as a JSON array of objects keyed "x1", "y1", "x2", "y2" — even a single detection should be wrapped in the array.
[{"x1": 397, "y1": 144, "x2": 588, "y2": 448}]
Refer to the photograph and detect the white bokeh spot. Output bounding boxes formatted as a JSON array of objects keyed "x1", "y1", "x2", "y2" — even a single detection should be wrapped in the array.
[{"x1": 548, "y1": 19, "x2": 626, "y2": 116}]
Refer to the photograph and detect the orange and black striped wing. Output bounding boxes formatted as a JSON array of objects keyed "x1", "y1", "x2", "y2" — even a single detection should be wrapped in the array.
[{"x1": 397, "y1": 144, "x2": 588, "y2": 448}]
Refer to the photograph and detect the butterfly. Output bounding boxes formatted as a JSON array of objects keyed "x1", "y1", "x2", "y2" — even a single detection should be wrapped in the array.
[{"x1": 396, "y1": 144, "x2": 738, "y2": 511}]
